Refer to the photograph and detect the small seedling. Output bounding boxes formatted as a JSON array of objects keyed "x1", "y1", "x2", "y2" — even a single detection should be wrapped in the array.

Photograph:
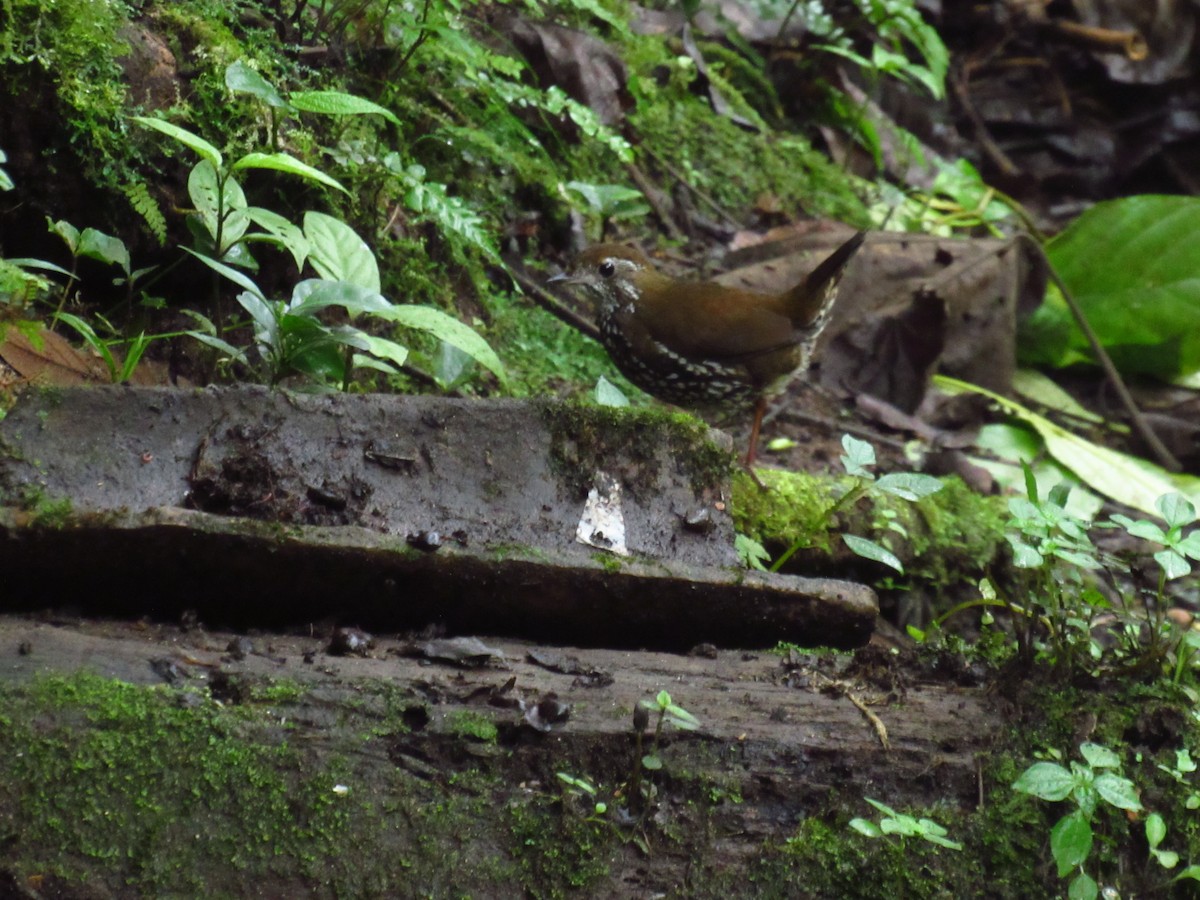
[
  {"x1": 1012, "y1": 742, "x2": 1143, "y2": 899},
  {"x1": 848, "y1": 797, "x2": 962, "y2": 850},
  {"x1": 771, "y1": 434, "x2": 943, "y2": 574}
]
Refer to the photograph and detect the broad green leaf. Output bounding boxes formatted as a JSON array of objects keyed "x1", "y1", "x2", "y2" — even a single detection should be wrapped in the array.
[
  {"x1": 290, "y1": 279, "x2": 391, "y2": 317},
  {"x1": 76, "y1": 229, "x2": 129, "y2": 275},
  {"x1": 290, "y1": 90, "x2": 401, "y2": 126},
  {"x1": 183, "y1": 248, "x2": 264, "y2": 300},
  {"x1": 1022, "y1": 195, "x2": 1200, "y2": 378},
  {"x1": 375, "y1": 305, "x2": 507, "y2": 386},
  {"x1": 1068, "y1": 871, "x2": 1098, "y2": 900},
  {"x1": 1012, "y1": 369, "x2": 1105, "y2": 424},
  {"x1": 47, "y1": 218, "x2": 80, "y2": 252},
  {"x1": 188, "y1": 331, "x2": 250, "y2": 365},
  {"x1": 937, "y1": 375, "x2": 1200, "y2": 516},
  {"x1": 641, "y1": 755, "x2": 662, "y2": 771},
  {"x1": 233, "y1": 290, "x2": 280, "y2": 347},
  {"x1": 232, "y1": 152, "x2": 348, "y2": 195},
  {"x1": 1079, "y1": 743, "x2": 1120, "y2": 769},
  {"x1": 225, "y1": 60, "x2": 290, "y2": 108},
  {"x1": 1156, "y1": 548, "x2": 1191, "y2": 580},
  {"x1": 843, "y1": 534, "x2": 903, "y2": 573},
  {"x1": 132, "y1": 116, "x2": 222, "y2": 168},
  {"x1": 245, "y1": 207, "x2": 309, "y2": 270},
  {"x1": 1176, "y1": 864, "x2": 1200, "y2": 882},
  {"x1": 7, "y1": 257, "x2": 72, "y2": 277},
  {"x1": 1013, "y1": 761, "x2": 1075, "y2": 801},
  {"x1": 1094, "y1": 773, "x2": 1142, "y2": 811},
  {"x1": 562, "y1": 181, "x2": 647, "y2": 215},
  {"x1": 1050, "y1": 811, "x2": 1092, "y2": 877},
  {"x1": 328, "y1": 325, "x2": 408, "y2": 369},
  {"x1": 302, "y1": 212, "x2": 379, "y2": 292},
  {"x1": 188, "y1": 161, "x2": 248, "y2": 252},
  {"x1": 874, "y1": 472, "x2": 943, "y2": 501}
]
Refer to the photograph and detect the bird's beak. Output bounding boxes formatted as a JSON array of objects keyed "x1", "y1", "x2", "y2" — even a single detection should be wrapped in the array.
[{"x1": 547, "y1": 272, "x2": 577, "y2": 286}]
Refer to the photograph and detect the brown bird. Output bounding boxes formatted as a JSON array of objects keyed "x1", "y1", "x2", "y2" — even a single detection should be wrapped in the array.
[{"x1": 551, "y1": 230, "x2": 866, "y2": 465}]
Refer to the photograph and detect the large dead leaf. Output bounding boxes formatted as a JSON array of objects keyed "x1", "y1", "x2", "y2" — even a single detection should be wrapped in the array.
[
  {"x1": 717, "y1": 226, "x2": 1046, "y2": 413},
  {"x1": 0, "y1": 324, "x2": 106, "y2": 385}
]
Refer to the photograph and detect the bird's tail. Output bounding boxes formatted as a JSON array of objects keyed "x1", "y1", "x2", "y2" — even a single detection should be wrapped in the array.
[{"x1": 784, "y1": 229, "x2": 867, "y2": 330}]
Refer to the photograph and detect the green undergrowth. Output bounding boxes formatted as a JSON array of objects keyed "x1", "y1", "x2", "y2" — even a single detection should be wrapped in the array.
[
  {"x1": 731, "y1": 468, "x2": 1008, "y2": 587},
  {"x1": 0, "y1": 672, "x2": 620, "y2": 896}
]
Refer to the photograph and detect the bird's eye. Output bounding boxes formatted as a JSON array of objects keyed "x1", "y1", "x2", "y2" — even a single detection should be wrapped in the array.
[{"x1": 598, "y1": 261, "x2": 616, "y2": 278}]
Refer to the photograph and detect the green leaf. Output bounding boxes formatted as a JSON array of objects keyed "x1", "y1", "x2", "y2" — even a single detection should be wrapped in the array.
[
  {"x1": 840, "y1": 434, "x2": 876, "y2": 476},
  {"x1": 374, "y1": 305, "x2": 507, "y2": 386},
  {"x1": 1067, "y1": 871, "x2": 1098, "y2": 900},
  {"x1": 76, "y1": 229, "x2": 130, "y2": 275},
  {"x1": 1175, "y1": 864, "x2": 1200, "y2": 882},
  {"x1": 1050, "y1": 811, "x2": 1093, "y2": 877},
  {"x1": 1022, "y1": 195, "x2": 1200, "y2": 378},
  {"x1": 232, "y1": 152, "x2": 348, "y2": 195},
  {"x1": 937, "y1": 375, "x2": 1200, "y2": 517},
  {"x1": 132, "y1": 116, "x2": 222, "y2": 168},
  {"x1": 1155, "y1": 549, "x2": 1191, "y2": 580},
  {"x1": 290, "y1": 90, "x2": 401, "y2": 125},
  {"x1": 1093, "y1": 773, "x2": 1142, "y2": 811},
  {"x1": 1159, "y1": 493, "x2": 1197, "y2": 528},
  {"x1": 289, "y1": 279, "x2": 392, "y2": 317},
  {"x1": 735, "y1": 534, "x2": 770, "y2": 572},
  {"x1": 302, "y1": 212, "x2": 380, "y2": 292},
  {"x1": 1013, "y1": 761, "x2": 1075, "y2": 801},
  {"x1": 1079, "y1": 743, "x2": 1120, "y2": 769},
  {"x1": 225, "y1": 60, "x2": 290, "y2": 108},
  {"x1": 329, "y1": 325, "x2": 408, "y2": 370},
  {"x1": 848, "y1": 817, "x2": 882, "y2": 838},
  {"x1": 188, "y1": 161, "x2": 248, "y2": 253},
  {"x1": 245, "y1": 207, "x2": 309, "y2": 270},
  {"x1": 1146, "y1": 812, "x2": 1167, "y2": 849},
  {"x1": 183, "y1": 248, "x2": 265, "y2": 300},
  {"x1": 873, "y1": 472, "x2": 943, "y2": 501},
  {"x1": 641, "y1": 755, "x2": 662, "y2": 771},
  {"x1": 843, "y1": 535, "x2": 903, "y2": 573},
  {"x1": 48, "y1": 218, "x2": 80, "y2": 253}
]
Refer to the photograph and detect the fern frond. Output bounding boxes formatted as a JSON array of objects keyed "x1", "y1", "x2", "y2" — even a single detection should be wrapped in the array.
[{"x1": 122, "y1": 181, "x2": 167, "y2": 246}]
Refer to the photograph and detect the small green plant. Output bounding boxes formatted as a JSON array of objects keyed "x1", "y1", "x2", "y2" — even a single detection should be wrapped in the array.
[
  {"x1": 1157, "y1": 747, "x2": 1200, "y2": 810},
  {"x1": 986, "y1": 472, "x2": 1200, "y2": 682},
  {"x1": 848, "y1": 797, "x2": 962, "y2": 850},
  {"x1": 555, "y1": 773, "x2": 608, "y2": 819},
  {"x1": 770, "y1": 434, "x2": 943, "y2": 573},
  {"x1": 1012, "y1": 742, "x2": 1145, "y2": 899},
  {"x1": 183, "y1": 209, "x2": 504, "y2": 390},
  {"x1": 53, "y1": 313, "x2": 150, "y2": 384}
]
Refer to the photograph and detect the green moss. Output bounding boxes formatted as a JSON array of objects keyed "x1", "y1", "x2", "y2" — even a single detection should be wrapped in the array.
[
  {"x1": 507, "y1": 800, "x2": 614, "y2": 898},
  {"x1": 249, "y1": 678, "x2": 308, "y2": 704},
  {"x1": 541, "y1": 400, "x2": 734, "y2": 498},
  {"x1": 0, "y1": 673, "x2": 357, "y2": 893},
  {"x1": 624, "y1": 36, "x2": 869, "y2": 225},
  {"x1": 1, "y1": 0, "x2": 136, "y2": 190},
  {"x1": 29, "y1": 493, "x2": 74, "y2": 528},
  {"x1": 445, "y1": 710, "x2": 498, "y2": 743}
]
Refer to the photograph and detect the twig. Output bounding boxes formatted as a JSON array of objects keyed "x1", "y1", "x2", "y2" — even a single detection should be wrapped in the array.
[
  {"x1": 1012, "y1": 234, "x2": 1181, "y2": 472},
  {"x1": 625, "y1": 162, "x2": 686, "y2": 242},
  {"x1": 509, "y1": 267, "x2": 601, "y2": 343},
  {"x1": 641, "y1": 147, "x2": 741, "y2": 229},
  {"x1": 845, "y1": 690, "x2": 890, "y2": 751}
]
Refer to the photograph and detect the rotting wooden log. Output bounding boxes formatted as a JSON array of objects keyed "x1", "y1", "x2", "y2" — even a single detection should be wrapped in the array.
[{"x1": 0, "y1": 386, "x2": 877, "y2": 650}]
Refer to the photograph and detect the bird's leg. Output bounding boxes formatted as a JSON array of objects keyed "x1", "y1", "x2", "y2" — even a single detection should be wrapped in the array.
[{"x1": 744, "y1": 394, "x2": 767, "y2": 468}]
